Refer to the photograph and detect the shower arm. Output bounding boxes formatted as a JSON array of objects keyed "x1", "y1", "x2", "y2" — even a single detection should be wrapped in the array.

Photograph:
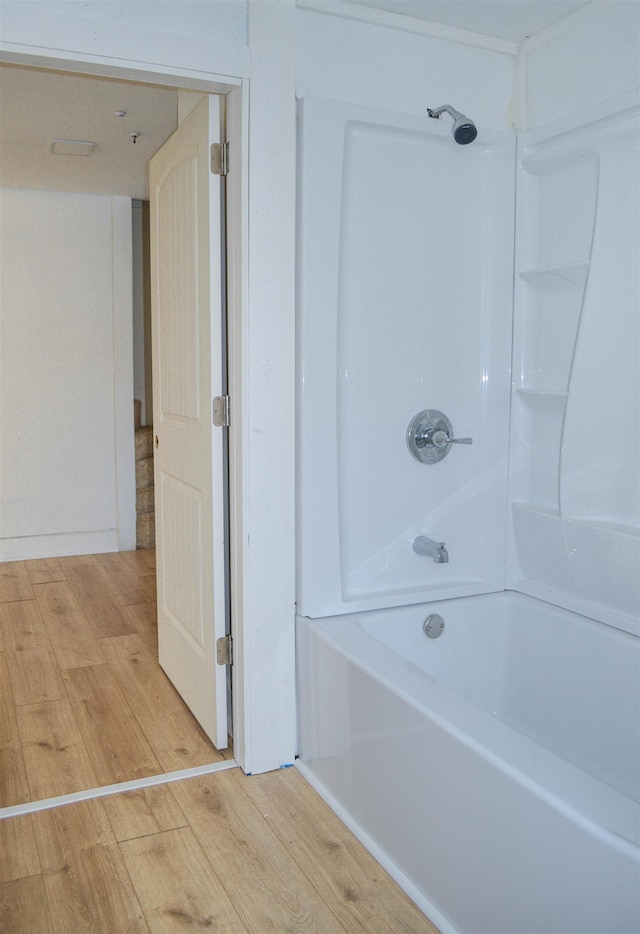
[{"x1": 427, "y1": 105, "x2": 463, "y2": 121}]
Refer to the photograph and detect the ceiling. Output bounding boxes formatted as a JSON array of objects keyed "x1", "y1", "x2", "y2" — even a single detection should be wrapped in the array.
[
  {"x1": 0, "y1": 65, "x2": 179, "y2": 200},
  {"x1": 0, "y1": 2, "x2": 595, "y2": 198},
  {"x1": 345, "y1": 0, "x2": 592, "y2": 42}
]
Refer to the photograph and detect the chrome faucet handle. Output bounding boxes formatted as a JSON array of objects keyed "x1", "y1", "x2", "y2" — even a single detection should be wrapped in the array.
[
  {"x1": 414, "y1": 428, "x2": 432, "y2": 448},
  {"x1": 432, "y1": 429, "x2": 473, "y2": 448},
  {"x1": 416, "y1": 427, "x2": 473, "y2": 449},
  {"x1": 407, "y1": 409, "x2": 473, "y2": 464}
]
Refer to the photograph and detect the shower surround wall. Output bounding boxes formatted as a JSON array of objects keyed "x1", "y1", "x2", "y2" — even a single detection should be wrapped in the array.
[
  {"x1": 297, "y1": 98, "x2": 515, "y2": 616},
  {"x1": 509, "y1": 94, "x2": 639, "y2": 635}
]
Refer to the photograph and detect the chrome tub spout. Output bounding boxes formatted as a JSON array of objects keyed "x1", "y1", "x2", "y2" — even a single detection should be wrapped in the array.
[{"x1": 413, "y1": 535, "x2": 449, "y2": 563}]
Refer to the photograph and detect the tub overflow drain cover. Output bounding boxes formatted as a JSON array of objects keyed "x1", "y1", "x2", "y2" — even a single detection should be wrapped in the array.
[{"x1": 423, "y1": 614, "x2": 445, "y2": 638}]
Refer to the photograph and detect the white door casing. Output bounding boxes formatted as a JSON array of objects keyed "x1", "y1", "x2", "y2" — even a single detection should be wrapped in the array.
[{"x1": 149, "y1": 95, "x2": 228, "y2": 748}]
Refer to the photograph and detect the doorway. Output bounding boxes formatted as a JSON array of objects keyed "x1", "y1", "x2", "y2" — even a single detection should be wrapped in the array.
[
  {"x1": 0, "y1": 64, "x2": 234, "y2": 807},
  {"x1": 0, "y1": 551, "x2": 233, "y2": 807},
  {"x1": 132, "y1": 198, "x2": 155, "y2": 551}
]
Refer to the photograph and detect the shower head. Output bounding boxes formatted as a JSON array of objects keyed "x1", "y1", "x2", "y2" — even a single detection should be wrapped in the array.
[{"x1": 427, "y1": 105, "x2": 478, "y2": 145}]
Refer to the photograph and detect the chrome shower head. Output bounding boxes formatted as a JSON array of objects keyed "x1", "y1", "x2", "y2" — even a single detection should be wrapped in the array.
[{"x1": 427, "y1": 105, "x2": 478, "y2": 145}]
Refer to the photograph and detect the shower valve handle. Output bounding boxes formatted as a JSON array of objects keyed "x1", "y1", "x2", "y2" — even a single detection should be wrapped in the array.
[
  {"x1": 417, "y1": 427, "x2": 473, "y2": 449},
  {"x1": 441, "y1": 432, "x2": 473, "y2": 446},
  {"x1": 407, "y1": 410, "x2": 473, "y2": 465}
]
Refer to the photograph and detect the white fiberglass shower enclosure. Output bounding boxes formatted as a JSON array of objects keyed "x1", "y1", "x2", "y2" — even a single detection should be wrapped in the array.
[
  {"x1": 295, "y1": 94, "x2": 639, "y2": 934},
  {"x1": 297, "y1": 99, "x2": 514, "y2": 614}
]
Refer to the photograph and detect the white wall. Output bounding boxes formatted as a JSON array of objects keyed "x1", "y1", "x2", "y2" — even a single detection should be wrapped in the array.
[
  {"x1": 296, "y1": 3, "x2": 517, "y2": 129},
  {"x1": 0, "y1": 1, "x2": 249, "y2": 78},
  {"x1": 14, "y1": 1, "x2": 248, "y2": 46},
  {"x1": 242, "y1": 1, "x2": 297, "y2": 772},
  {"x1": 0, "y1": 0, "x2": 296, "y2": 775},
  {"x1": 0, "y1": 189, "x2": 136, "y2": 559},
  {"x1": 522, "y1": 1, "x2": 640, "y2": 128}
]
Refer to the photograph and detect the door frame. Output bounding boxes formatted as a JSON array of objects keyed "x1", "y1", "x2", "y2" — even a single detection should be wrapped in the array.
[{"x1": 0, "y1": 52, "x2": 251, "y2": 768}]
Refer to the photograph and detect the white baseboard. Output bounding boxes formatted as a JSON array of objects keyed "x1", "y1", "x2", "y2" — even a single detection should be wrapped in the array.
[{"x1": 0, "y1": 529, "x2": 120, "y2": 562}]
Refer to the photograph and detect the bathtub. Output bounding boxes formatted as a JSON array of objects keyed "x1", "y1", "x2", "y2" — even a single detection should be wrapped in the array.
[{"x1": 296, "y1": 592, "x2": 640, "y2": 934}]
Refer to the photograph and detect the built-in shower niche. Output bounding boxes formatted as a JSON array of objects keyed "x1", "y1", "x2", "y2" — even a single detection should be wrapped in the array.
[
  {"x1": 511, "y1": 262, "x2": 590, "y2": 513},
  {"x1": 511, "y1": 391, "x2": 567, "y2": 509},
  {"x1": 509, "y1": 102, "x2": 640, "y2": 633},
  {"x1": 518, "y1": 262, "x2": 589, "y2": 392},
  {"x1": 510, "y1": 151, "x2": 597, "y2": 519},
  {"x1": 523, "y1": 151, "x2": 599, "y2": 269}
]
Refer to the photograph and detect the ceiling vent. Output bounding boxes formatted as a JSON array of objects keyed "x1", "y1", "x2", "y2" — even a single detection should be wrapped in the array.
[{"x1": 50, "y1": 139, "x2": 95, "y2": 156}]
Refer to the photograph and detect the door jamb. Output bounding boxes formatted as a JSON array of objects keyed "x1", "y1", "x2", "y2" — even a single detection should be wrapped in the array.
[{"x1": 0, "y1": 50, "x2": 249, "y2": 772}]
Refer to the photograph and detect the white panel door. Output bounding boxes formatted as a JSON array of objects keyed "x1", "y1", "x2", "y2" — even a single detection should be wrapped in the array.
[{"x1": 149, "y1": 95, "x2": 228, "y2": 748}]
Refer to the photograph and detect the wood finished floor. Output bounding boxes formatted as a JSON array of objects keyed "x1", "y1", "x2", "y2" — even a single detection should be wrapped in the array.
[
  {"x1": 0, "y1": 766, "x2": 440, "y2": 933},
  {"x1": 0, "y1": 552, "x2": 440, "y2": 932},
  {"x1": 0, "y1": 551, "x2": 230, "y2": 808}
]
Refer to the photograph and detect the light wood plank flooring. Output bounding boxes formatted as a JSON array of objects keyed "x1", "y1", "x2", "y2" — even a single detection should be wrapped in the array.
[
  {"x1": 0, "y1": 766, "x2": 440, "y2": 933},
  {"x1": 0, "y1": 551, "x2": 229, "y2": 808},
  {"x1": 1, "y1": 554, "x2": 441, "y2": 932}
]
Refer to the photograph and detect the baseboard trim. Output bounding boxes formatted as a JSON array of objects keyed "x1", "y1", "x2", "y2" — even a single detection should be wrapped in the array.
[{"x1": 0, "y1": 529, "x2": 119, "y2": 562}]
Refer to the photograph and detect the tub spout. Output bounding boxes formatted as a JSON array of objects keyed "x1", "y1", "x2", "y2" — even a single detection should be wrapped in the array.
[{"x1": 413, "y1": 535, "x2": 449, "y2": 563}]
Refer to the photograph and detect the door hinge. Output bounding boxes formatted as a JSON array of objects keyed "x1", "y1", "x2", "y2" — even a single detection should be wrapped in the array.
[
  {"x1": 216, "y1": 635, "x2": 233, "y2": 666},
  {"x1": 211, "y1": 141, "x2": 229, "y2": 176},
  {"x1": 212, "y1": 395, "x2": 230, "y2": 427}
]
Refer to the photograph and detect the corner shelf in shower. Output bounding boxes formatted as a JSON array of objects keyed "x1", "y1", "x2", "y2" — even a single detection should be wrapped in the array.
[
  {"x1": 511, "y1": 392, "x2": 567, "y2": 509},
  {"x1": 511, "y1": 502, "x2": 640, "y2": 632},
  {"x1": 515, "y1": 262, "x2": 589, "y2": 396},
  {"x1": 519, "y1": 261, "x2": 589, "y2": 291},
  {"x1": 514, "y1": 389, "x2": 568, "y2": 411},
  {"x1": 512, "y1": 501, "x2": 561, "y2": 519}
]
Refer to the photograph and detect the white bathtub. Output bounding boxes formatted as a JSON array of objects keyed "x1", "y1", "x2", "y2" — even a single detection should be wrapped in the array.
[{"x1": 296, "y1": 592, "x2": 640, "y2": 934}]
